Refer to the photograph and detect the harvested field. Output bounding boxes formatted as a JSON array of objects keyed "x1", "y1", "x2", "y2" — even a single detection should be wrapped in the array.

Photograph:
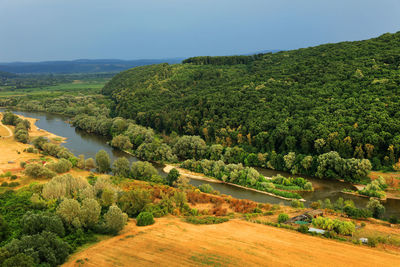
[{"x1": 63, "y1": 217, "x2": 400, "y2": 267}]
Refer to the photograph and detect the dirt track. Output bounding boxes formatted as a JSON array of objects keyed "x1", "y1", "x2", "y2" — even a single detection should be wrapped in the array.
[{"x1": 63, "y1": 217, "x2": 400, "y2": 267}]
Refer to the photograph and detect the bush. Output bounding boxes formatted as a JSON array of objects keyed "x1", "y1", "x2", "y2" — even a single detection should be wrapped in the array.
[
  {"x1": 312, "y1": 216, "x2": 355, "y2": 236},
  {"x1": 131, "y1": 161, "x2": 158, "y2": 180},
  {"x1": 367, "y1": 198, "x2": 385, "y2": 219},
  {"x1": 185, "y1": 216, "x2": 229, "y2": 225},
  {"x1": 166, "y1": 168, "x2": 180, "y2": 186},
  {"x1": 278, "y1": 213, "x2": 289, "y2": 223},
  {"x1": 47, "y1": 158, "x2": 73, "y2": 173},
  {"x1": 389, "y1": 216, "x2": 399, "y2": 224},
  {"x1": 198, "y1": 183, "x2": 214, "y2": 193},
  {"x1": 291, "y1": 200, "x2": 304, "y2": 208},
  {"x1": 298, "y1": 224, "x2": 309, "y2": 233},
  {"x1": 104, "y1": 205, "x2": 128, "y2": 235},
  {"x1": 310, "y1": 201, "x2": 321, "y2": 209},
  {"x1": 8, "y1": 182, "x2": 19, "y2": 187},
  {"x1": 136, "y1": 212, "x2": 155, "y2": 226},
  {"x1": 119, "y1": 189, "x2": 152, "y2": 217}
]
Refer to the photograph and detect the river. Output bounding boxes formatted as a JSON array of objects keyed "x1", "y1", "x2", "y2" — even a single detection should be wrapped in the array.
[{"x1": 2, "y1": 109, "x2": 399, "y2": 217}]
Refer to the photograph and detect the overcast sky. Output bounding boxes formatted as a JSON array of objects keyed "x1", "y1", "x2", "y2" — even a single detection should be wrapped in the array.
[{"x1": 0, "y1": 0, "x2": 399, "y2": 62}]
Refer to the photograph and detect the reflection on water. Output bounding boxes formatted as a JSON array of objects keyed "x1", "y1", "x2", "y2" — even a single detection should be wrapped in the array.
[{"x1": 2, "y1": 109, "x2": 399, "y2": 217}]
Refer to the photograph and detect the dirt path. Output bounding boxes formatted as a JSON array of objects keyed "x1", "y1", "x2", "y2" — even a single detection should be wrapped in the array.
[{"x1": 63, "y1": 217, "x2": 400, "y2": 267}]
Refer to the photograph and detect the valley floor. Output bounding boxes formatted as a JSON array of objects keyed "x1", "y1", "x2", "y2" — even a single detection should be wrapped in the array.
[{"x1": 63, "y1": 216, "x2": 400, "y2": 267}]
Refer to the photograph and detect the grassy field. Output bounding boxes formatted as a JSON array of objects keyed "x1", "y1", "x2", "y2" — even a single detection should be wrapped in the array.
[{"x1": 0, "y1": 79, "x2": 108, "y2": 97}]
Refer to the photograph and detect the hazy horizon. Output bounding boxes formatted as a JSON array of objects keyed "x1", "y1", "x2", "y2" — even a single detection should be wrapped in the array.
[{"x1": 1, "y1": 0, "x2": 399, "y2": 62}]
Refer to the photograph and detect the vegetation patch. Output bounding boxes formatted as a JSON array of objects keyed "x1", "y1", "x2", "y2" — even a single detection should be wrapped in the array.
[{"x1": 185, "y1": 216, "x2": 229, "y2": 225}]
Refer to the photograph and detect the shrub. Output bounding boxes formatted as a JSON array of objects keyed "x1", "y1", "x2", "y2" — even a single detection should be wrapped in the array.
[
  {"x1": 24, "y1": 163, "x2": 56, "y2": 179},
  {"x1": 119, "y1": 189, "x2": 152, "y2": 217},
  {"x1": 22, "y1": 211, "x2": 65, "y2": 236},
  {"x1": 312, "y1": 217, "x2": 355, "y2": 236},
  {"x1": 291, "y1": 200, "x2": 304, "y2": 208},
  {"x1": 278, "y1": 213, "x2": 289, "y2": 223},
  {"x1": 8, "y1": 182, "x2": 19, "y2": 187},
  {"x1": 310, "y1": 201, "x2": 321, "y2": 209},
  {"x1": 112, "y1": 157, "x2": 130, "y2": 177},
  {"x1": 389, "y1": 216, "x2": 399, "y2": 224},
  {"x1": 104, "y1": 205, "x2": 128, "y2": 235},
  {"x1": 131, "y1": 161, "x2": 158, "y2": 180},
  {"x1": 47, "y1": 158, "x2": 73, "y2": 173},
  {"x1": 95, "y1": 150, "x2": 111, "y2": 173},
  {"x1": 166, "y1": 168, "x2": 180, "y2": 186},
  {"x1": 4, "y1": 231, "x2": 71, "y2": 266},
  {"x1": 185, "y1": 216, "x2": 229, "y2": 225},
  {"x1": 198, "y1": 183, "x2": 214, "y2": 193},
  {"x1": 298, "y1": 224, "x2": 309, "y2": 233},
  {"x1": 136, "y1": 212, "x2": 155, "y2": 226},
  {"x1": 367, "y1": 198, "x2": 385, "y2": 219}
]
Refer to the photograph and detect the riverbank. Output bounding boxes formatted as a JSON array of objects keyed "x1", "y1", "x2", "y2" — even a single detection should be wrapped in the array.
[
  {"x1": 0, "y1": 112, "x2": 90, "y2": 189},
  {"x1": 164, "y1": 164, "x2": 306, "y2": 202}
]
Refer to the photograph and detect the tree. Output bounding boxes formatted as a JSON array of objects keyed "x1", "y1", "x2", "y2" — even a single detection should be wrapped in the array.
[
  {"x1": 24, "y1": 163, "x2": 56, "y2": 179},
  {"x1": 47, "y1": 158, "x2": 72, "y2": 173},
  {"x1": 22, "y1": 212, "x2": 65, "y2": 236},
  {"x1": 42, "y1": 174, "x2": 90, "y2": 200},
  {"x1": 173, "y1": 135, "x2": 207, "y2": 160},
  {"x1": 57, "y1": 198, "x2": 82, "y2": 228},
  {"x1": 0, "y1": 215, "x2": 9, "y2": 242},
  {"x1": 119, "y1": 189, "x2": 152, "y2": 217},
  {"x1": 111, "y1": 135, "x2": 133, "y2": 151},
  {"x1": 4, "y1": 231, "x2": 71, "y2": 266},
  {"x1": 104, "y1": 205, "x2": 128, "y2": 234},
  {"x1": 166, "y1": 168, "x2": 180, "y2": 186},
  {"x1": 112, "y1": 157, "x2": 131, "y2": 177},
  {"x1": 131, "y1": 161, "x2": 158, "y2": 180},
  {"x1": 367, "y1": 198, "x2": 385, "y2": 219},
  {"x1": 2, "y1": 253, "x2": 35, "y2": 267},
  {"x1": 77, "y1": 154, "x2": 85, "y2": 169},
  {"x1": 209, "y1": 144, "x2": 224, "y2": 160},
  {"x1": 101, "y1": 188, "x2": 117, "y2": 207},
  {"x1": 95, "y1": 150, "x2": 111, "y2": 173},
  {"x1": 85, "y1": 158, "x2": 96, "y2": 170},
  {"x1": 80, "y1": 198, "x2": 101, "y2": 229}
]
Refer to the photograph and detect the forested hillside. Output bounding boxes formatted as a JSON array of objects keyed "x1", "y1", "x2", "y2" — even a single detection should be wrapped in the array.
[{"x1": 103, "y1": 32, "x2": 399, "y2": 171}]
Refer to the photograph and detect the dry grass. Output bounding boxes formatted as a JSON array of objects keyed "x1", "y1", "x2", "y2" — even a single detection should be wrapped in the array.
[{"x1": 63, "y1": 217, "x2": 400, "y2": 267}]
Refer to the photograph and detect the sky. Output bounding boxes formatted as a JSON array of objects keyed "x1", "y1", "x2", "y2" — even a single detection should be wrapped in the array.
[{"x1": 0, "y1": 0, "x2": 399, "y2": 62}]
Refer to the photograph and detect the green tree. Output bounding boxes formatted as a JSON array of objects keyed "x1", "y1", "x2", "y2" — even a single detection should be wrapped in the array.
[
  {"x1": 112, "y1": 157, "x2": 130, "y2": 177},
  {"x1": 166, "y1": 168, "x2": 180, "y2": 186},
  {"x1": 130, "y1": 161, "x2": 158, "y2": 180},
  {"x1": 95, "y1": 150, "x2": 111, "y2": 173},
  {"x1": 367, "y1": 198, "x2": 385, "y2": 219},
  {"x1": 104, "y1": 205, "x2": 128, "y2": 234}
]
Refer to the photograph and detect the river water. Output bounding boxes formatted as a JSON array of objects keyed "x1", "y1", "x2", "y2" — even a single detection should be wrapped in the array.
[{"x1": 3, "y1": 109, "x2": 399, "y2": 217}]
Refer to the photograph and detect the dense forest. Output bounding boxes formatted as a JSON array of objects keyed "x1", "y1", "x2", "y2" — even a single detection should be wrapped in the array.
[{"x1": 102, "y1": 32, "x2": 400, "y2": 171}]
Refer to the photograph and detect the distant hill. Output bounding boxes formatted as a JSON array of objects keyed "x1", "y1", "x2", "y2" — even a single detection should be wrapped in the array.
[
  {"x1": 102, "y1": 31, "x2": 400, "y2": 172},
  {"x1": 0, "y1": 58, "x2": 183, "y2": 74}
]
